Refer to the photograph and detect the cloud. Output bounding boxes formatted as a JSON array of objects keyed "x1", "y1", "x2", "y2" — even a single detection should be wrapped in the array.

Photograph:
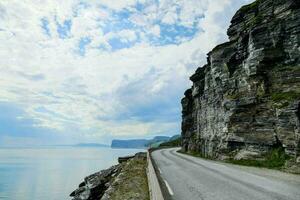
[{"x1": 0, "y1": 0, "x2": 253, "y2": 143}]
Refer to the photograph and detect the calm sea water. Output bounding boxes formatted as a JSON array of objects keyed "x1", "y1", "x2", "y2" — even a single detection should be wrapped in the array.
[{"x1": 0, "y1": 147, "x2": 143, "y2": 200}]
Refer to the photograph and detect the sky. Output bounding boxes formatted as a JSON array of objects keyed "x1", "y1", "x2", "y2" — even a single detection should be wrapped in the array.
[{"x1": 0, "y1": 0, "x2": 252, "y2": 146}]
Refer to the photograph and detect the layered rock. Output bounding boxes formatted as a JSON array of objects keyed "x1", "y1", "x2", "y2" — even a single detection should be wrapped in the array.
[
  {"x1": 70, "y1": 164, "x2": 121, "y2": 200},
  {"x1": 181, "y1": 0, "x2": 300, "y2": 166}
]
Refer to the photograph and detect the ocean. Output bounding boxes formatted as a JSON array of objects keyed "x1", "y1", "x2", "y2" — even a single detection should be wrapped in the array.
[{"x1": 0, "y1": 147, "x2": 143, "y2": 200}]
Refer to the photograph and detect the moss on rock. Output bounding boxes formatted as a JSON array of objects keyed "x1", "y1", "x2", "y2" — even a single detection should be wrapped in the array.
[
  {"x1": 240, "y1": 0, "x2": 260, "y2": 13},
  {"x1": 271, "y1": 92, "x2": 300, "y2": 102}
]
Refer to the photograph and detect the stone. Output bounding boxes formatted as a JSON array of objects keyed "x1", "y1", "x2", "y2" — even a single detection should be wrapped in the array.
[
  {"x1": 118, "y1": 155, "x2": 134, "y2": 163},
  {"x1": 70, "y1": 165, "x2": 121, "y2": 200},
  {"x1": 181, "y1": 0, "x2": 300, "y2": 169},
  {"x1": 234, "y1": 149, "x2": 264, "y2": 160},
  {"x1": 78, "y1": 182, "x2": 85, "y2": 187}
]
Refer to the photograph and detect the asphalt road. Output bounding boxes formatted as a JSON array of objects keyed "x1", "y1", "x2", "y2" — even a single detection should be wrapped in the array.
[{"x1": 151, "y1": 148, "x2": 300, "y2": 200}]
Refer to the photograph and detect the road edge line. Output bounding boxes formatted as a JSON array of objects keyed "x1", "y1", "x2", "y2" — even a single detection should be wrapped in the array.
[{"x1": 163, "y1": 179, "x2": 174, "y2": 196}]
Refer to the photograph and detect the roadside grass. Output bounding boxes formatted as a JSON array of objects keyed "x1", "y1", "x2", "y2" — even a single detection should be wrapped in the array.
[
  {"x1": 177, "y1": 149, "x2": 210, "y2": 160},
  {"x1": 109, "y1": 158, "x2": 149, "y2": 200},
  {"x1": 227, "y1": 147, "x2": 290, "y2": 169},
  {"x1": 159, "y1": 137, "x2": 181, "y2": 148},
  {"x1": 178, "y1": 147, "x2": 291, "y2": 170}
]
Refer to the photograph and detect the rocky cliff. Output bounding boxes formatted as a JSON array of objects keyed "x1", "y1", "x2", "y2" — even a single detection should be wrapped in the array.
[{"x1": 181, "y1": 0, "x2": 300, "y2": 168}]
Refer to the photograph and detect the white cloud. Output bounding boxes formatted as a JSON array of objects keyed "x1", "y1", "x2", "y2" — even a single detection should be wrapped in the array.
[
  {"x1": 0, "y1": 0, "x2": 252, "y2": 142},
  {"x1": 97, "y1": 0, "x2": 138, "y2": 11},
  {"x1": 161, "y1": 7, "x2": 178, "y2": 24},
  {"x1": 149, "y1": 25, "x2": 160, "y2": 37},
  {"x1": 104, "y1": 29, "x2": 137, "y2": 44}
]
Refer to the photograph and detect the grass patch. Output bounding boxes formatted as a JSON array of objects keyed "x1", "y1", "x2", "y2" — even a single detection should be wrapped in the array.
[
  {"x1": 247, "y1": 13, "x2": 263, "y2": 27},
  {"x1": 227, "y1": 147, "x2": 290, "y2": 169},
  {"x1": 178, "y1": 147, "x2": 291, "y2": 170},
  {"x1": 182, "y1": 150, "x2": 202, "y2": 157},
  {"x1": 271, "y1": 92, "x2": 300, "y2": 102},
  {"x1": 276, "y1": 65, "x2": 300, "y2": 72},
  {"x1": 159, "y1": 137, "x2": 181, "y2": 148},
  {"x1": 109, "y1": 158, "x2": 149, "y2": 200},
  {"x1": 177, "y1": 149, "x2": 211, "y2": 160}
]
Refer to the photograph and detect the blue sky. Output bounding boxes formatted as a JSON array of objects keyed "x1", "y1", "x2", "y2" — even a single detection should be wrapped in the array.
[{"x1": 0, "y1": 0, "x2": 252, "y2": 146}]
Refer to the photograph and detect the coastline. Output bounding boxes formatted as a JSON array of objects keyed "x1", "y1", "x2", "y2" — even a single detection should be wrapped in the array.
[{"x1": 70, "y1": 152, "x2": 149, "y2": 200}]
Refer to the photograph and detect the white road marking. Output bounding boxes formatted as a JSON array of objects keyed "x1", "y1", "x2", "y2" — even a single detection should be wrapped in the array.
[
  {"x1": 158, "y1": 167, "x2": 162, "y2": 174},
  {"x1": 164, "y1": 179, "x2": 174, "y2": 196}
]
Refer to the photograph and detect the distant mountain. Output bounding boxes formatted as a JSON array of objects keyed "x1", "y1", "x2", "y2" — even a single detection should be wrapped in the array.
[
  {"x1": 169, "y1": 134, "x2": 180, "y2": 141},
  {"x1": 159, "y1": 135, "x2": 181, "y2": 148},
  {"x1": 152, "y1": 136, "x2": 170, "y2": 142},
  {"x1": 111, "y1": 139, "x2": 149, "y2": 149},
  {"x1": 111, "y1": 136, "x2": 170, "y2": 149},
  {"x1": 149, "y1": 135, "x2": 181, "y2": 148},
  {"x1": 74, "y1": 143, "x2": 109, "y2": 147}
]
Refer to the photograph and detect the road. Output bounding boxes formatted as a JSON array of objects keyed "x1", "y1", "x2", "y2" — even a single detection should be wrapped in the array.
[{"x1": 151, "y1": 148, "x2": 300, "y2": 200}]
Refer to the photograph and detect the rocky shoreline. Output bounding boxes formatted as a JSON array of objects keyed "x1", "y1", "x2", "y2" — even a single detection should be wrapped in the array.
[{"x1": 70, "y1": 152, "x2": 149, "y2": 200}]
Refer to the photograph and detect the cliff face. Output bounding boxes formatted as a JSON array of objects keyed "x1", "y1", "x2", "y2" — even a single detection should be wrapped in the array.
[{"x1": 181, "y1": 0, "x2": 300, "y2": 165}]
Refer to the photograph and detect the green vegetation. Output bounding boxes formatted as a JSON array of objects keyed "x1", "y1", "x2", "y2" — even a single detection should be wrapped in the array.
[
  {"x1": 159, "y1": 137, "x2": 181, "y2": 147},
  {"x1": 182, "y1": 150, "x2": 202, "y2": 157},
  {"x1": 177, "y1": 149, "x2": 211, "y2": 159},
  {"x1": 110, "y1": 158, "x2": 149, "y2": 200},
  {"x1": 240, "y1": 0, "x2": 260, "y2": 13},
  {"x1": 225, "y1": 91, "x2": 247, "y2": 100},
  {"x1": 178, "y1": 147, "x2": 290, "y2": 170},
  {"x1": 271, "y1": 91, "x2": 300, "y2": 102},
  {"x1": 247, "y1": 13, "x2": 263, "y2": 27},
  {"x1": 240, "y1": 0, "x2": 264, "y2": 28},
  {"x1": 192, "y1": 133, "x2": 197, "y2": 142},
  {"x1": 276, "y1": 65, "x2": 300, "y2": 72},
  {"x1": 227, "y1": 147, "x2": 290, "y2": 169},
  {"x1": 256, "y1": 82, "x2": 265, "y2": 97},
  {"x1": 148, "y1": 141, "x2": 164, "y2": 148}
]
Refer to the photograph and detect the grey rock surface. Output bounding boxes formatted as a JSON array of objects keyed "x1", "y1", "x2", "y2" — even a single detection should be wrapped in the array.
[
  {"x1": 70, "y1": 164, "x2": 121, "y2": 200},
  {"x1": 181, "y1": 0, "x2": 300, "y2": 168}
]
